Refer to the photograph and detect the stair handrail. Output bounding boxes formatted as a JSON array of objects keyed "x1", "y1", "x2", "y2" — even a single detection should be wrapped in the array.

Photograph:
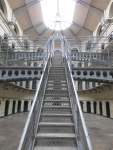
[
  {"x1": 18, "y1": 54, "x2": 51, "y2": 150},
  {"x1": 65, "y1": 56, "x2": 93, "y2": 150}
]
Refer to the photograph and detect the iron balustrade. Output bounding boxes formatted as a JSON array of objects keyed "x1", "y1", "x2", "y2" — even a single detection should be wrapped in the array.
[
  {"x1": 65, "y1": 56, "x2": 93, "y2": 150},
  {"x1": 18, "y1": 55, "x2": 51, "y2": 150}
]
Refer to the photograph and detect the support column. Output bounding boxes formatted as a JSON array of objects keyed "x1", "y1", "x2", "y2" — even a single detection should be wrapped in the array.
[
  {"x1": 22, "y1": 81, "x2": 26, "y2": 88},
  {"x1": 29, "y1": 80, "x2": 33, "y2": 90},
  {"x1": 0, "y1": 100, "x2": 5, "y2": 117},
  {"x1": 21, "y1": 100, "x2": 24, "y2": 112},
  {"x1": 82, "y1": 81, "x2": 86, "y2": 90},
  {"x1": 83, "y1": 101, "x2": 87, "y2": 112},
  {"x1": 91, "y1": 101, "x2": 94, "y2": 113},
  {"x1": 8, "y1": 100, "x2": 13, "y2": 115},
  {"x1": 75, "y1": 81, "x2": 78, "y2": 91},
  {"x1": 102, "y1": 101, "x2": 106, "y2": 117},
  {"x1": 28, "y1": 100, "x2": 31, "y2": 111},
  {"x1": 15, "y1": 101, "x2": 18, "y2": 113},
  {"x1": 110, "y1": 101, "x2": 113, "y2": 118},
  {"x1": 97, "y1": 101, "x2": 100, "y2": 115}
]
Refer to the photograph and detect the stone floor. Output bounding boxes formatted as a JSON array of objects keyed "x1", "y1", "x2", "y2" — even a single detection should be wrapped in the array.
[
  {"x1": 0, "y1": 113, "x2": 28, "y2": 150},
  {"x1": 84, "y1": 113, "x2": 113, "y2": 150},
  {"x1": 0, "y1": 113, "x2": 113, "y2": 150}
]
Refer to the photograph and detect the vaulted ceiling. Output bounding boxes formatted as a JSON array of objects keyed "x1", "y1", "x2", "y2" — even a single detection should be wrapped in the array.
[{"x1": 7, "y1": 0, "x2": 110, "y2": 44}]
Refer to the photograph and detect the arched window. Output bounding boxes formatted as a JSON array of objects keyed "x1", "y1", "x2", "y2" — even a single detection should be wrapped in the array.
[
  {"x1": 109, "y1": 2, "x2": 113, "y2": 18},
  {"x1": 96, "y1": 24, "x2": 103, "y2": 36},
  {"x1": 8, "y1": 22, "x2": 20, "y2": 35},
  {"x1": 0, "y1": 0, "x2": 7, "y2": 17}
]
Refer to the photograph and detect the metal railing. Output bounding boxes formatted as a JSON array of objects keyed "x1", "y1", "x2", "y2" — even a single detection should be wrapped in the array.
[
  {"x1": 18, "y1": 55, "x2": 51, "y2": 150},
  {"x1": 65, "y1": 56, "x2": 93, "y2": 150}
]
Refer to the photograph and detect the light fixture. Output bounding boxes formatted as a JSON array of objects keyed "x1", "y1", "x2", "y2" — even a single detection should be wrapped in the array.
[{"x1": 41, "y1": 0, "x2": 76, "y2": 31}]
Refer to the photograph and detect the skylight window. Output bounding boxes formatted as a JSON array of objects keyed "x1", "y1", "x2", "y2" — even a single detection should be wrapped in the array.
[{"x1": 41, "y1": 0, "x2": 76, "y2": 31}]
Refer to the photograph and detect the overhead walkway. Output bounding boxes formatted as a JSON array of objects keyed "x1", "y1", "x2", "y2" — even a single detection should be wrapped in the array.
[
  {"x1": 18, "y1": 53, "x2": 92, "y2": 150},
  {"x1": 0, "y1": 51, "x2": 111, "y2": 63},
  {"x1": 71, "y1": 51, "x2": 112, "y2": 64},
  {"x1": 0, "y1": 50, "x2": 112, "y2": 67},
  {"x1": 0, "y1": 66, "x2": 113, "y2": 83},
  {"x1": 72, "y1": 67, "x2": 113, "y2": 83}
]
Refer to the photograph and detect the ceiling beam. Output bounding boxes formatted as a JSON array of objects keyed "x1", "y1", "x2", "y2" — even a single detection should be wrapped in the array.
[
  {"x1": 13, "y1": 0, "x2": 42, "y2": 12},
  {"x1": 38, "y1": 28, "x2": 48, "y2": 36},
  {"x1": 69, "y1": 29, "x2": 81, "y2": 42},
  {"x1": 77, "y1": 0, "x2": 104, "y2": 14},
  {"x1": 23, "y1": 22, "x2": 43, "y2": 33},
  {"x1": 72, "y1": 21, "x2": 92, "y2": 33}
]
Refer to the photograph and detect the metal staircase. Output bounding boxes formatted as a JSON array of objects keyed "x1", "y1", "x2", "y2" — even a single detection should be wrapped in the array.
[
  {"x1": 18, "y1": 52, "x2": 93, "y2": 150},
  {"x1": 34, "y1": 63, "x2": 76, "y2": 149}
]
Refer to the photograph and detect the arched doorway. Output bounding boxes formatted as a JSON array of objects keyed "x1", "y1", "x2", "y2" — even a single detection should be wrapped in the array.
[
  {"x1": 87, "y1": 101, "x2": 91, "y2": 113},
  {"x1": 106, "y1": 102, "x2": 110, "y2": 118},
  {"x1": 99, "y1": 102, "x2": 103, "y2": 115},
  {"x1": 24, "y1": 101, "x2": 28, "y2": 112},
  {"x1": 53, "y1": 50, "x2": 63, "y2": 66},
  {"x1": 93, "y1": 101, "x2": 97, "y2": 114},
  {"x1": 4, "y1": 100, "x2": 9, "y2": 116}
]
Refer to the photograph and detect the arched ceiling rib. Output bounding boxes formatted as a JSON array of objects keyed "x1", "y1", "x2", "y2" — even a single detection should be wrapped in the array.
[{"x1": 7, "y1": 0, "x2": 111, "y2": 44}]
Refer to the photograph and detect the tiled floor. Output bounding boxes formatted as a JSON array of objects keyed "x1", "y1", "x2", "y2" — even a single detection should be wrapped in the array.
[
  {"x1": 84, "y1": 113, "x2": 113, "y2": 150},
  {"x1": 0, "y1": 113, "x2": 28, "y2": 150},
  {"x1": 0, "y1": 113, "x2": 113, "y2": 150}
]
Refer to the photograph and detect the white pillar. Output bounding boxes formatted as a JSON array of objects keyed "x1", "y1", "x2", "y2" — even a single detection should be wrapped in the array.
[
  {"x1": 22, "y1": 81, "x2": 26, "y2": 88},
  {"x1": 0, "y1": 100, "x2": 5, "y2": 117},
  {"x1": 75, "y1": 81, "x2": 78, "y2": 91},
  {"x1": 29, "y1": 81, "x2": 33, "y2": 89},
  {"x1": 102, "y1": 101, "x2": 106, "y2": 117},
  {"x1": 28, "y1": 100, "x2": 31, "y2": 111},
  {"x1": 17, "y1": 82, "x2": 20, "y2": 86},
  {"x1": 97, "y1": 101, "x2": 100, "y2": 115},
  {"x1": 82, "y1": 81, "x2": 86, "y2": 90},
  {"x1": 21, "y1": 101, "x2": 24, "y2": 112},
  {"x1": 83, "y1": 101, "x2": 87, "y2": 112},
  {"x1": 91, "y1": 101, "x2": 94, "y2": 113},
  {"x1": 89, "y1": 82, "x2": 92, "y2": 89},
  {"x1": 110, "y1": 101, "x2": 113, "y2": 118},
  {"x1": 8, "y1": 100, "x2": 13, "y2": 115}
]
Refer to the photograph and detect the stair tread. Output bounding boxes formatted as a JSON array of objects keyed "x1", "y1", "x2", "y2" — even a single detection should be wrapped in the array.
[
  {"x1": 34, "y1": 146, "x2": 76, "y2": 150},
  {"x1": 39, "y1": 122, "x2": 74, "y2": 126},
  {"x1": 37, "y1": 133, "x2": 76, "y2": 138},
  {"x1": 41, "y1": 114, "x2": 72, "y2": 117},
  {"x1": 43, "y1": 100, "x2": 69, "y2": 102},
  {"x1": 43, "y1": 106, "x2": 70, "y2": 108}
]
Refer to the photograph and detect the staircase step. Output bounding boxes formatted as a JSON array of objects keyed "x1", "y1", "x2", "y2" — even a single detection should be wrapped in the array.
[
  {"x1": 35, "y1": 133, "x2": 76, "y2": 146},
  {"x1": 42, "y1": 107, "x2": 71, "y2": 114},
  {"x1": 43, "y1": 102, "x2": 70, "y2": 107},
  {"x1": 34, "y1": 146, "x2": 76, "y2": 150},
  {"x1": 34, "y1": 63, "x2": 77, "y2": 149},
  {"x1": 43, "y1": 100, "x2": 69, "y2": 102},
  {"x1": 41, "y1": 113, "x2": 72, "y2": 117},
  {"x1": 39, "y1": 122, "x2": 74, "y2": 127},
  {"x1": 38, "y1": 124, "x2": 74, "y2": 133},
  {"x1": 43, "y1": 105, "x2": 70, "y2": 109},
  {"x1": 40, "y1": 113, "x2": 73, "y2": 122},
  {"x1": 37, "y1": 133, "x2": 76, "y2": 138},
  {"x1": 44, "y1": 94, "x2": 69, "y2": 97}
]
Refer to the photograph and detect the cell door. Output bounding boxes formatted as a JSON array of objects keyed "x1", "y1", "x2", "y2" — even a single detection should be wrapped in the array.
[{"x1": 4, "y1": 100, "x2": 9, "y2": 116}]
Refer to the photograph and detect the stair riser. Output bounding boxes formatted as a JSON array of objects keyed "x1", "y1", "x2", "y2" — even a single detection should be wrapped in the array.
[
  {"x1": 40, "y1": 117, "x2": 73, "y2": 122},
  {"x1": 43, "y1": 102, "x2": 70, "y2": 106},
  {"x1": 38, "y1": 126, "x2": 74, "y2": 133},
  {"x1": 42, "y1": 109, "x2": 72, "y2": 114},
  {"x1": 35, "y1": 138, "x2": 76, "y2": 146}
]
